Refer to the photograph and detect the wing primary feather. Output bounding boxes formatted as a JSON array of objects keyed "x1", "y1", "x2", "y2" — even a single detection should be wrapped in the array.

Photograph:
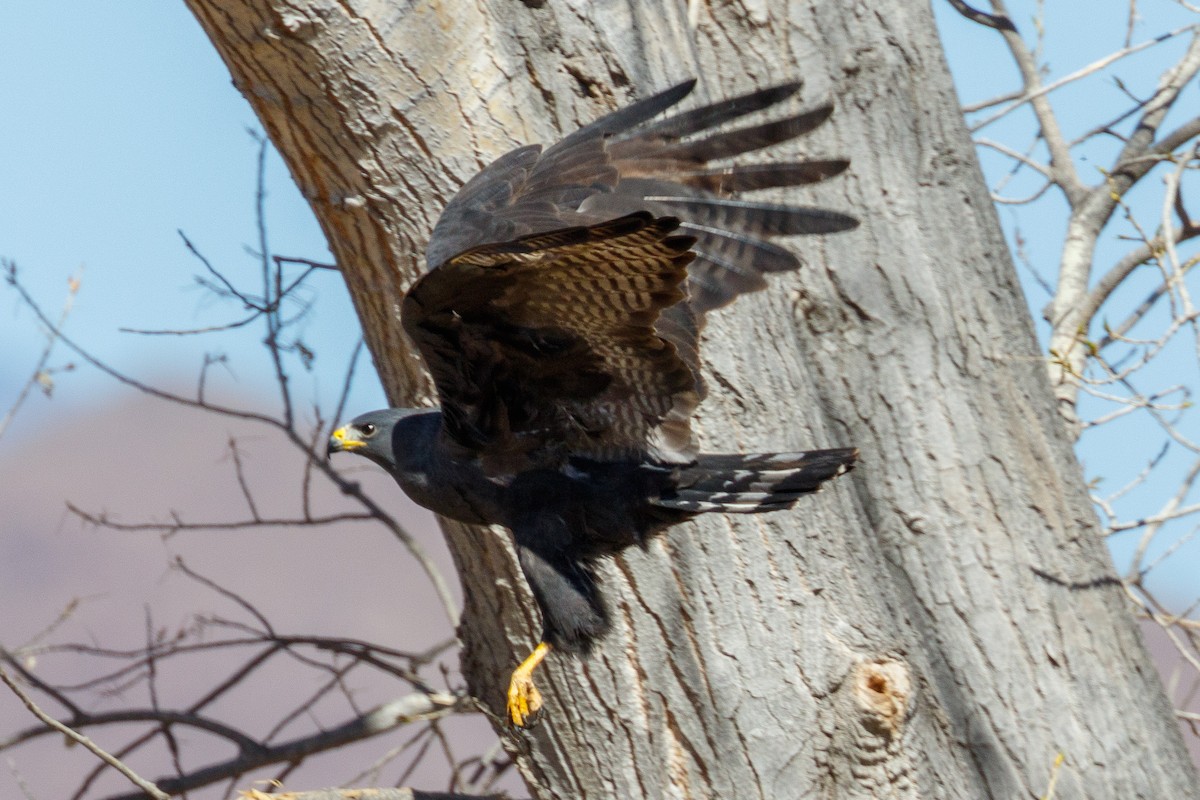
[
  {"x1": 626, "y1": 104, "x2": 835, "y2": 164},
  {"x1": 547, "y1": 80, "x2": 698, "y2": 153},
  {"x1": 647, "y1": 197, "x2": 860, "y2": 236},
  {"x1": 682, "y1": 221, "x2": 801, "y2": 273},
  {"x1": 671, "y1": 160, "x2": 850, "y2": 192},
  {"x1": 625, "y1": 81, "x2": 803, "y2": 140},
  {"x1": 685, "y1": 252, "x2": 769, "y2": 314}
]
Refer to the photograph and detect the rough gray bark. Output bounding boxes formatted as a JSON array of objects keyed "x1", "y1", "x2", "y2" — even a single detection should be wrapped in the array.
[{"x1": 184, "y1": 1, "x2": 1198, "y2": 798}]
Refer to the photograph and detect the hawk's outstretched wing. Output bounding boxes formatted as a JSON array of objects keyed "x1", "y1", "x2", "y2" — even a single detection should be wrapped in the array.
[
  {"x1": 404, "y1": 212, "x2": 699, "y2": 469},
  {"x1": 406, "y1": 80, "x2": 856, "y2": 470}
]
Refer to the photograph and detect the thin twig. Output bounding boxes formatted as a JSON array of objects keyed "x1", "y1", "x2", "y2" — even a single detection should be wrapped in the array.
[
  {"x1": 968, "y1": 23, "x2": 1198, "y2": 131},
  {"x1": 945, "y1": 0, "x2": 1015, "y2": 31},
  {"x1": 0, "y1": 665, "x2": 170, "y2": 800},
  {"x1": 0, "y1": 265, "x2": 80, "y2": 441},
  {"x1": 7, "y1": 270, "x2": 457, "y2": 621},
  {"x1": 67, "y1": 503, "x2": 375, "y2": 534},
  {"x1": 102, "y1": 692, "x2": 460, "y2": 800}
]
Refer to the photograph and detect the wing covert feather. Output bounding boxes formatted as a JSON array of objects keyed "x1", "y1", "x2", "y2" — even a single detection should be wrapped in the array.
[{"x1": 405, "y1": 213, "x2": 701, "y2": 470}]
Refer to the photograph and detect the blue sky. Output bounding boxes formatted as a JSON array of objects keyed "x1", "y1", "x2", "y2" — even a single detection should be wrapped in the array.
[
  {"x1": 0, "y1": 3, "x2": 378, "y2": 433},
  {"x1": 3, "y1": 3, "x2": 1197, "y2": 600},
  {"x1": 934, "y1": 1, "x2": 1200, "y2": 603}
]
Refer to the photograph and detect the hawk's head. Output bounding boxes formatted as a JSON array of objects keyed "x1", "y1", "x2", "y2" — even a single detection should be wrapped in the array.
[{"x1": 328, "y1": 408, "x2": 429, "y2": 468}]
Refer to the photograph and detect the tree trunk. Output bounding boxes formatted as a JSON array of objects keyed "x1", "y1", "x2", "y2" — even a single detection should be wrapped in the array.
[{"x1": 184, "y1": 1, "x2": 1198, "y2": 797}]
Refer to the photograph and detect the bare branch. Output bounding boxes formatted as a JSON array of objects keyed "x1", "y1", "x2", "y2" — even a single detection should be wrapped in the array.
[
  {"x1": 976, "y1": 137, "x2": 1053, "y2": 180},
  {"x1": 142, "y1": 610, "x2": 186, "y2": 788},
  {"x1": 331, "y1": 338, "x2": 367, "y2": 442},
  {"x1": 66, "y1": 503, "x2": 375, "y2": 534},
  {"x1": 119, "y1": 255, "x2": 325, "y2": 337},
  {"x1": 5, "y1": 267, "x2": 458, "y2": 623},
  {"x1": 0, "y1": 665, "x2": 169, "y2": 800},
  {"x1": 992, "y1": 180, "x2": 1055, "y2": 205},
  {"x1": 173, "y1": 557, "x2": 277, "y2": 636},
  {"x1": 978, "y1": 0, "x2": 1085, "y2": 201},
  {"x1": 969, "y1": 22, "x2": 1198, "y2": 136},
  {"x1": 1109, "y1": 34, "x2": 1200, "y2": 188},
  {"x1": 3, "y1": 584, "x2": 469, "y2": 798},
  {"x1": 962, "y1": 87, "x2": 1022, "y2": 114},
  {"x1": 1111, "y1": 499, "x2": 1200, "y2": 535},
  {"x1": 250, "y1": 131, "x2": 297, "y2": 431},
  {"x1": 0, "y1": 266, "x2": 79, "y2": 441},
  {"x1": 944, "y1": 0, "x2": 1015, "y2": 32},
  {"x1": 237, "y1": 788, "x2": 521, "y2": 800},
  {"x1": 1086, "y1": 229, "x2": 1200, "y2": 334},
  {"x1": 274, "y1": 254, "x2": 338, "y2": 271},
  {"x1": 5, "y1": 265, "x2": 280, "y2": 425},
  {"x1": 0, "y1": 707, "x2": 266, "y2": 754},
  {"x1": 102, "y1": 692, "x2": 461, "y2": 800},
  {"x1": 1139, "y1": 526, "x2": 1200, "y2": 579},
  {"x1": 1097, "y1": 257, "x2": 1200, "y2": 350},
  {"x1": 229, "y1": 437, "x2": 263, "y2": 521}
]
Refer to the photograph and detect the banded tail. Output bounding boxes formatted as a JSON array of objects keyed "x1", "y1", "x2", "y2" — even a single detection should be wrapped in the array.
[{"x1": 655, "y1": 449, "x2": 858, "y2": 513}]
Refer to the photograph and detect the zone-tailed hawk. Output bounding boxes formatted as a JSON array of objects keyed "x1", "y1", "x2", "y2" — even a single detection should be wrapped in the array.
[{"x1": 329, "y1": 79, "x2": 858, "y2": 727}]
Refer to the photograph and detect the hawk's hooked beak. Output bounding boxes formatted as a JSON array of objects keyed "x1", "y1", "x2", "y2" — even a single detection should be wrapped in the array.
[{"x1": 328, "y1": 426, "x2": 366, "y2": 458}]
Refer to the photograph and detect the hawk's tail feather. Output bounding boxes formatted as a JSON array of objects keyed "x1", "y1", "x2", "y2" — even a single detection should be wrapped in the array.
[{"x1": 654, "y1": 449, "x2": 857, "y2": 513}]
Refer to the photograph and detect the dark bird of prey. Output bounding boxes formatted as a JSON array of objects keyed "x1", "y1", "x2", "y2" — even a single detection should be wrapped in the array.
[{"x1": 329, "y1": 79, "x2": 859, "y2": 728}]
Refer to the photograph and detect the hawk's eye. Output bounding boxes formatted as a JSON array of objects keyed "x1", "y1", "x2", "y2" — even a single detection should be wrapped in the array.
[{"x1": 360, "y1": 423, "x2": 378, "y2": 437}]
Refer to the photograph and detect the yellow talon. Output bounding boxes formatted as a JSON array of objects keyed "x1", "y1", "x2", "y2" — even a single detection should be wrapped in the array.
[{"x1": 507, "y1": 641, "x2": 551, "y2": 728}]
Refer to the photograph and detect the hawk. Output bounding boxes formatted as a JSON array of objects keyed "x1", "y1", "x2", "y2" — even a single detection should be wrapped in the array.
[{"x1": 329, "y1": 79, "x2": 858, "y2": 727}]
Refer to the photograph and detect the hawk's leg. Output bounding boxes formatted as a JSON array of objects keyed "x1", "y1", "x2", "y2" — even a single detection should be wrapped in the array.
[
  {"x1": 507, "y1": 640, "x2": 551, "y2": 727},
  {"x1": 506, "y1": 480, "x2": 612, "y2": 726}
]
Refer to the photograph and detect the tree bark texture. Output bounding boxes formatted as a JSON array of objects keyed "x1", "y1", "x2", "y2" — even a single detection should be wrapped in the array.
[{"x1": 184, "y1": 1, "x2": 1198, "y2": 798}]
